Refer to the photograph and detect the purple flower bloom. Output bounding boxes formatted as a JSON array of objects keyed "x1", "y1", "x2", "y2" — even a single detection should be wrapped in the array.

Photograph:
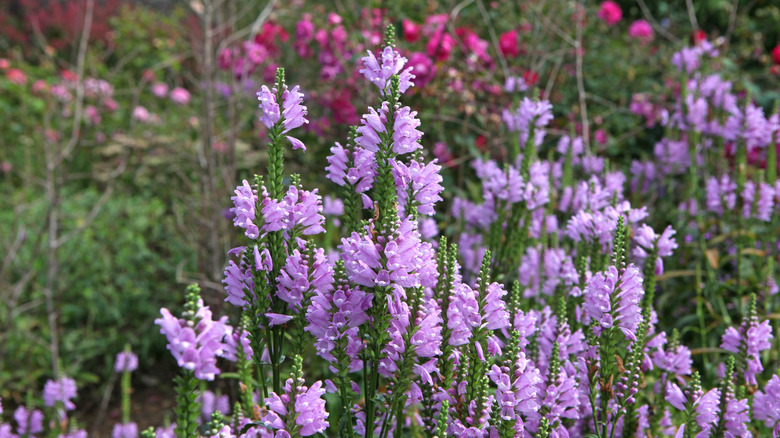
[
  {"x1": 392, "y1": 106, "x2": 423, "y2": 154},
  {"x1": 653, "y1": 345, "x2": 692, "y2": 376},
  {"x1": 285, "y1": 186, "x2": 326, "y2": 236},
  {"x1": 355, "y1": 104, "x2": 388, "y2": 152},
  {"x1": 112, "y1": 422, "x2": 138, "y2": 438},
  {"x1": 325, "y1": 142, "x2": 349, "y2": 186},
  {"x1": 665, "y1": 381, "x2": 686, "y2": 410},
  {"x1": 322, "y1": 196, "x2": 344, "y2": 217},
  {"x1": 257, "y1": 85, "x2": 281, "y2": 128},
  {"x1": 755, "y1": 375, "x2": 780, "y2": 433},
  {"x1": 13, "y1": 406, "x2": 43, "y2": 435},
  {"x1": 43, "y1": 376, "x2": 78, "y2": 411},
  {"x1": 518, "y1": 245, "x2": 578, "y2": 297},
  {"x1": 223, "y1": 255, "x2": 255, "y2": 307},
  {"x1": 447, "y1": 282, "x2": 481, "y2": 346},
  {"x1": 114, "y1": 351, "x2": 139, "y2": 373},
  {"x1": 155, "y1": 300, "x2": 230, "y2": 380},
  {"x1": 379, "y1": 286, "x2": 411, "y2": 377},
  {"x1": 294, "y1": 381, "x2": 329, "y2": 436},
  {"x1": 281, "y1": 85, "x2": 308, "y2": 133},
  {"x1": 410, "y1": 298, "x2": 443, "y2": 358},
  {"x1": 222, "y1": 326, "x2": 253, "y2": 362},
  {"x1": 757, "y1": 182, "x2": 775, "y2": 222},
  {"x1": 582, "y1": 265, "x2": 644, "y2": 340},
  {"x1": 724, "y1": 398, "x2": 751, "y2": 438},
  {"x1": 231, "y1": 180, "x2": 259, "y2": 239},
  {"x1": 706, "y1": 175, "x2": 737, "y2": 216},
  {"x1": 503, "y1": 97, "x2": 554, "y2": 146},
  {"x1": 340, "y1": 231, "x2": 383, "y2": 287},
  {"x1": 359, "y1": 46, "x2": 414, "y2": 95},
  {"x1": 391, "y1": 159, "x2": 443, "y2": 216},
  {"x1": 695, "y1": 388, "x2": 720, "y2": 436},
  {"x1": 482, "y1": 282, "x2": 510, "y2": 330},
  {"x1": 721, "y1": 319, "x2": 773, "y2": 385},
  {"x1": 306, "y1": 283, "x2": 371, "y2": 369},
  {"x1": 276, "y1": 247, "x2": 334, "y2": 311}
]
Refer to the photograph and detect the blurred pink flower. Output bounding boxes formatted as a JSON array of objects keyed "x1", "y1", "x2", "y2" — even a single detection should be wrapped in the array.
[
  {"x1": 103, "y1": 97, "x2": 118, "y2": 112},
  {"x1": 628, "y1": 20, "x2": 654, "y2": 43},
  {"x1": 407, "y1": 52, "x2": 436, "y2": 88},
  {"x1": 499, "y1": 30, "x2": 520, "y2": 57},
  {"x1": 403, "y1": 19, "x2": 421, "y2": 43},
  {"x1": 151, "y1": 82, "x2": 168, "y2": 98},
  {"x1": 244, "y1": 41, "x2": 268, "y2": 65},
  {"x1": 6, "y1": 68, "x2": 27, "y2": 85},
  {"x1": 133, "y1": 106, "x2": 151, "y2": 123},
  {"x1": 597, "y1": 1, "x2": 622, "y2": 26},
  {"x1": 218, "y1": 48, "x2": 235, "y2": 70},
  {"x1": 0, "y1": 59, "x2": 9, "y2": 69},
  {"x1": 595, "y1": 129, "x2": 608, "y2": 145},
  {"x1": 169, "y1": 87, "x2": 191, "y2": 105},
  {"x1": 427, "y1": 31, "x2": 455, "y2": 62},
  {"x1": 85, "y1": 105, "x2": 101, "y2": 125},
  {"x1": 1, "y1": 161, "x2": 12, "y2": 173},
  {"x1": 32, "y1": 80, "x2": 49, "y2": 94},
  {"x1": 141, "y1": 69, "x2": 155, "y2": 82}
]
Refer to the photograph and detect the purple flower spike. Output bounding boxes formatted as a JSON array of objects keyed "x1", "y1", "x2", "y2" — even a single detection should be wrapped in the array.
[
  {"x1": 231, "y1": 180, "x2": 259, "y2": 239},
  {"x1": 754, "y1": 375, "x2": 780, "y2": 432},
  {"x1": 295, "y1": 381, "x2": 329, "y2": 436},
  {"x1": 257, "y1": 85, "x2": 280, "y2": 128},
  {"x1": 114, "y1": 351, "x2": 139, "y2": 373},
  {"x1": 392, "y1": 106, "x2": 423, "y2": 154},
  {"x1": 43, "y1": 376, "x2": 78, "y2": 411},
  {"x1": 582, "y1": 265, "x2": 644, "y2": 340},
  {"x1": 359, "y1": 46, "x2": 414, "y2": 94},
  {"x1": 281, "y1": 85, "x2": 308, "y2": 133},
  {"x1": 155, "y1": 300, "x2": 230, "y2": 380}
]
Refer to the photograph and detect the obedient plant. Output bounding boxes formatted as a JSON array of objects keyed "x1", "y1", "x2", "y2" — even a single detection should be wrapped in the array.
[
  {"x1": 152, "y1": 28, "x2": 780, "y2": 438},
  {"x1": 9, "y1": 25, "x2": 780, "y2": 438}
]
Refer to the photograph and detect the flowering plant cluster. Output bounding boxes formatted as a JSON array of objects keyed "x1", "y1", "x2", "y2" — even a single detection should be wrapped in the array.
[{"x1": 4, "y1": 7, "x2": 780, "y2": 437}]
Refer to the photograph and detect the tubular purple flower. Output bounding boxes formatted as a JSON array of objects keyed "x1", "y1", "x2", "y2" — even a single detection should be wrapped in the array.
[
  {"x1": 665, "y1": 381, "x2": 686, "y2": 410},
  {"x1": 114, "y1": 351, "x2": 139, "y2": 373},
  {"x1": 349, "y1": 147, "x2": 378, "y2": 193},
  {"x1": 393, "y1": 106, "x2": 423, "y2": 154},
  {"x1": 43, "y1": 377, "x2": 78, "y2": 411},
  {"x1": 359, "y1": 46, "x2": 414, "y2": 94},
  {"x1": 391, "y1": 159, "x2": 444, "y2": 216},
  {"x1": 257, "y1": 85, "x2": 280, "y2": 128},
  {"x1": 410, "y1": 299, "x2": 443, "y2": 358},
  {"x1": 231, "y1": 180, "x2": 259, "y2": 239},
  {"x1": 482, "y1": 282, "x2": 510, "y2": 330},
  {"x1": 447, "y1": 282, "x2": 481, "y2": 346},
  {"x1": 757, "y1": 182, "x2": 775, "y2": 222},
  {"x1": 325, "y1": 143, "x2": 349, "y2": 186},
  {"x1": 155, "y1": 300, "x2": 230, "y2": 380},
  {"x1": 223, "y1": 259, "x2": 254, "y2": 307},
  {"x1": 306, "y1": 283, "x2": 371, "y2": 369},
  {"x1": 694, "y1": 388, "x2": 720, "y2": 436},
  {"x1": 295, "y1": 381, "x2": 329, "y2": 436},
  {"x1": 754, "y1": 375, "x2": 780, "y2": 433},
  {"x1": 340, "y1": 231, "x2": 383, "y2": 287},
  {"x1": 281, "y1": 85, "x2": 308, "y2": 133},
  {"x1": 112, "y1": 422, "x2": 138, "y2": 438},
  {"x1": 582, "y1": 265, "x2": 644, "y2": 340},
  {"x1": 355, "y1": 104, "x2": 388, "y2": 152},
  {"x1": 721, "y1": 319, "x2": 773, "y2": 385},
  {"x1": 724, "y1": 398, "x2": 751, "y2": 438},
  {"x1": 286, "y1": 186, "x2": 326, "y2": 236},
  {"x1": 652, "y1": 345, "x2": 692, "y2": 376},
  {"x1": 276, "y1": 247, "x2": 333, "y2": 311},
  {"x1": 14, "y1": 406, "x2": 43, "y2": 436}
]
